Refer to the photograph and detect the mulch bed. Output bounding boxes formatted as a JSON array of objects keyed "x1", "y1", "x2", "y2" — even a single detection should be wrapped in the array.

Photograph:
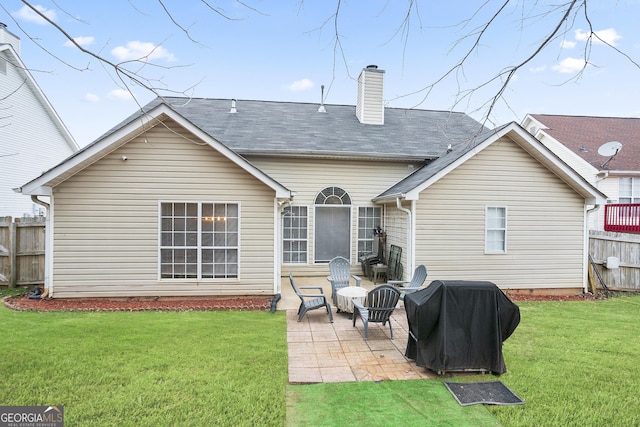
[
  {"x1": 2, "y1": 290, "x2": 597, "y2": 313},
  {"x1": 506, "y1": 293, "x2": 598, "y2": 302},
  {"x1": 2, "y1": 295, "x2": 273, "y2": 312}
]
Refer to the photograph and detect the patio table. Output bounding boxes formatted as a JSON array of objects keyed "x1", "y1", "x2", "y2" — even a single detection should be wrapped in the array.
[{"x1": 336, "y1": 286, "x2": 368, "y2": 314}]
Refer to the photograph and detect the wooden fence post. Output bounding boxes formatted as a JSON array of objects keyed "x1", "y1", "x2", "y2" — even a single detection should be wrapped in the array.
[{"x1": 9, "y1": 219, "x2": 16, "y2": 287}]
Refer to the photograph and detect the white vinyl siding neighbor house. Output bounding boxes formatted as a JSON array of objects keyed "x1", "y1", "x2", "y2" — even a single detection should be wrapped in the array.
[
  {"x1": 0, "y1": 24, "x2": 78, "y2": 218},
  {"x1": 522, "y1": 114, "x2": 640, "y2": 231}
]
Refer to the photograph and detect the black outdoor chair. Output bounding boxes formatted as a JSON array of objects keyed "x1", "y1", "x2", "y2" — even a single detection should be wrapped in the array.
[
  {"x1": 289, "y1": 272, "x2": 334, "y2": 323},
  {"x1": 352, "y1": 284, "x2": 400, "y2": 340}
]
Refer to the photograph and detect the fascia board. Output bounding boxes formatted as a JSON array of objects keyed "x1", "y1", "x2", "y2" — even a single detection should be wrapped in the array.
[{"x1": 521, "y1": 114, "x2": 547, "y2": 134}]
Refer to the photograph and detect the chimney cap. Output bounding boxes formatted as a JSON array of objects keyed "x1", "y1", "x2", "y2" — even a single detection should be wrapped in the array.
[{"x1": 366, "y1": 64, "x2": 378, "y2": 69}]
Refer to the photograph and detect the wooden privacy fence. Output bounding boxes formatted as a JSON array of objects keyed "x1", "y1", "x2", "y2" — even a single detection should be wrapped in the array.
[
  {"x1": 0, "y1": 216, "x2": 46, "y2": 287},
  {"x1": 589, "y1": 230, "x2": 640, "y2": 292}
]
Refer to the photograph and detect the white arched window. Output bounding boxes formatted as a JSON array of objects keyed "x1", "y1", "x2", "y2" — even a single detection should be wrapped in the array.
[{"x1": 314, "y1": 187, "x2": 351, "y2": 262}]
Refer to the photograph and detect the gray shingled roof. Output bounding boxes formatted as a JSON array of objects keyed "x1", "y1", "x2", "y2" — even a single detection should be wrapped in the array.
[{"x1": 115, "y1": 97, "x2": 488, "y2": 161}]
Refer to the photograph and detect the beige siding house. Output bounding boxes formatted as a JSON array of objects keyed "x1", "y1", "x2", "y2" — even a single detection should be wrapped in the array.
[
  {"x1": 373, "y1": 124, "x2": 604, "y2": 294},
  {"x1": 18, "y1": 66, "x2": 605, "y2": 299}
]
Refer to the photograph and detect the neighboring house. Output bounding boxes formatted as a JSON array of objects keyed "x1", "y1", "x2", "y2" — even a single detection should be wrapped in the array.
[
  {"x1": 0, "y1": 23, "x2": 78, "y2": 218},
  {"x1": 17, "y1": 65, "x2": 605, "y2": 299},
  {"x1": 522, "y1": 114, "x2": 640, "y2": 232}
]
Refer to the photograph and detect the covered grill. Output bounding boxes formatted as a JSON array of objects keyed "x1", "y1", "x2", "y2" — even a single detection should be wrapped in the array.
[{"x1": 404, "y1": 280, "x2": 520, "y2": 375}]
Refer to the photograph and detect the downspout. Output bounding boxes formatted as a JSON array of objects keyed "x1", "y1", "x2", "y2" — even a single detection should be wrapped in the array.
[
  {"x1": 584, "y1": 202, "x2": 601, "y2": 293},
  {"x1": 272, "y1": 198, "x2": 292, "y2": 311},
  {"x1": 592, "y1": 171, "x2": 608, "y2": 230},
  {"x1": 396, "y1": 197, "x2": 413, "y2": 279},
  {"x1": 31, "y1": 196, "x2": 52, "y2": 298}
]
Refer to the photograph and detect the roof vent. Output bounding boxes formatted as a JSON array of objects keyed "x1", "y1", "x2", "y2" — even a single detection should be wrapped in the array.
[
  {"x1": 318, "y1": 85, "x2": 327, "y2": 113},
  {"x1": 229, "y1": 99, "x2": 237, "y2": 114}
]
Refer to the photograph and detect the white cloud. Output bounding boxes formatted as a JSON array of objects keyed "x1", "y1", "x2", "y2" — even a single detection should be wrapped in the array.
[
  {"x1": 14, "y1": 4, "x2": 57, "y2": 24},
  {"x1": 64, "y1": 36, "x2": 95, "y2": 47},
  {"x1": 111, "y1": 41, "x2": 176, "y2": 62},
  {"x1": 560, "y1": 40, "x2": 576, "y2": 49},
  {"x1": 84, "y1": 93, "x2": 100, "y2": 103},
  {"x1": 552, "y1": 57, "x2": 587, "y2": 74},
  {"x1": 529, "y1": 65, "x2": 547, "y2": 73},
  {"x1": 575, "y1": 28, "x2": 622, "y2": 46},
  {"x1": 107, "y1": 89, "x2": 133, "y2": 101},
  {"x1": 286, "y1": 78, "x2": 314, "y2": 92}
]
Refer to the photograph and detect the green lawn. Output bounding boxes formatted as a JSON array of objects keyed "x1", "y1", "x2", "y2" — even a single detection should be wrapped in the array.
[
  {"x1": 1, "y1": 291, "x2": 638, "y2": 426},
  {"x1": 288, "y1": 295, "x2": 640, "y2": 426},
  {"x1": 0, "y1": 301, "x2": 288, "y2": 426}
]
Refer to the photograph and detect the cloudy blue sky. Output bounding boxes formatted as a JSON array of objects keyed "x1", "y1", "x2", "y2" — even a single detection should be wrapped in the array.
[{"x1": 2, "y1": 0, "x2": 639, "y2": 146}]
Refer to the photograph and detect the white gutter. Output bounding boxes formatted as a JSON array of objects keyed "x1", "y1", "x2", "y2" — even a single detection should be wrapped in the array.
[
  {"x1": 274, "y1": 198, "x2": 293, "y2": 296},
  {"x1": 396, "y1": 197, "x2": 414, "y2": 279}
]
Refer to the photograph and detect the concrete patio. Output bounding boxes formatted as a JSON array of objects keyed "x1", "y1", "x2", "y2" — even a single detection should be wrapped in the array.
[{"x1": 278, "y1": 276, "x2": 437, "y2": 384}]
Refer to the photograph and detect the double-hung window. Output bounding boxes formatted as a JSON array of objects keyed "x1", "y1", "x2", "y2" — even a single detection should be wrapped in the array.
[
  {"x1": 282, "y1": 206, "x2": 308, "y2": 263},
  {"x1": 357, "y1": 207, "x2": 382, "y2": 258},
  {"x1": 485, "y1": 206, "x2": 507, "y2": 253},
  {"x1": 160, "y1": 202, "x2": 239, "y2": 279},
  {"x1": 619, "y1": 177, "x2": 640, "y2": 203}
]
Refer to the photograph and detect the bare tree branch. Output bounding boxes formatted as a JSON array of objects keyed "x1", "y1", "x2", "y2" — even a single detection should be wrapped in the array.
[
  {"x1": 5, "y1": 0, "x2": 638, "y2": 134},
  {"x1": 18, "y1": 0, "x2": 193, "y2": 101}
]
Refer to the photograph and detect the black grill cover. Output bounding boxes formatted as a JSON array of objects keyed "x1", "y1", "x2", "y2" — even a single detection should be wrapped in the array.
[{"x1": 404, "y1": 280, "x2": 520, "y2": 375}]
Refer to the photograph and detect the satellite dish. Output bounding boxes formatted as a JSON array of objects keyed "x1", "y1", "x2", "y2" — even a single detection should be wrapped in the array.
[{"x1": 597, "y1": 141, "x2": 622, "y2": 157}]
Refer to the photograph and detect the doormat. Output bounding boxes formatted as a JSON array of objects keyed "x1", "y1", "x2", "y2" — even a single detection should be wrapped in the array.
[{"x1": 444, "y1": 381, "x2": 525, "y2": 406}]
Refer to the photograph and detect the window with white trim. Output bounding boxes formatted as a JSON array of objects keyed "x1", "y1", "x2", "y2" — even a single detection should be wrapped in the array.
[
  {"x1": 314, "y1": 187, "x2": 351, "y2": 262},
  {"x1": 357, "y1": 207, "x2": 381, "y2": 258},
  {"x1": 619, "y1": 177, "x2": 640, "y2": 203},
  {"x1": 282, "y1": 206, "x2": 308, "y2": 263},
  {"x1": 160, "y1": 202, "x2": 239, "y2": 279},
  {"x1": 485, "y1": 206, "x2": 507, "y2": 253}
]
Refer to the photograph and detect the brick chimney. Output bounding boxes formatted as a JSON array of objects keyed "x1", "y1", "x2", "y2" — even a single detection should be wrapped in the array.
[
  {"x1": 356, "y1": 65, "x2": 385, "y2": 125},
  {"x1": 0, "y1": 23, "x2": 21, "y2": 54}
]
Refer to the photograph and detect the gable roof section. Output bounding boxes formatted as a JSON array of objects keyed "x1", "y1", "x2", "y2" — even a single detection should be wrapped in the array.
[
  {"x1": 103, "y1": 97, "x2": 488, "y2": 161},
  {"x1": 526, "y1": 114, "x2": 640, "y2": 173},
  {"x1": 374, "y1": 122, "x2": 606, "y2": 205},
  {"x1": 17, "y1": 103, "x2": 293, "y2": 199},
  {"x1": 0, "y1": 44, "x2": 78, "y2": 152}
]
